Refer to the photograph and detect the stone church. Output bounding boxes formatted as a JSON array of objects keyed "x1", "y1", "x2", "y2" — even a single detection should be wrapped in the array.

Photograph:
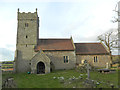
[{"x1": 14, "y1": 9, "x2": 111, "y2": 74}]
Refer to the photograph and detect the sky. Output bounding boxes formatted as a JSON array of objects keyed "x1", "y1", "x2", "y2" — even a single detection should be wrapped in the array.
[{"x1": 0, "y1": 0, "x2": 119, "y2": 61}]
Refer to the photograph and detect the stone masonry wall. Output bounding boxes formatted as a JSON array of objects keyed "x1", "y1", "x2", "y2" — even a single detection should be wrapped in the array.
[
  {"x1": 76, "y1": 55, "x2": 111, "y2": 67},
  {"x1": 44, "y1": 51, "x2": 76, "y2": 70},
  {"x1": 16, "y1": 44, "x2": 36, "y2": 73}
]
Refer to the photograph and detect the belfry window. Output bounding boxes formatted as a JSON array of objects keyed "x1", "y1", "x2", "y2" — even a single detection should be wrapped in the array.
[{"x1": 25, "y1": 23, "x2": 28, "y2": 27}]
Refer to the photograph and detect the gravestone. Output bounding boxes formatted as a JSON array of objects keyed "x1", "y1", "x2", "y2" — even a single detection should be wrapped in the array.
[
  {"x1": 2, "y1": 77, "x2": 17, "y2": 88},
  {"x1": 106, "y1": 62, "x2": 109, "y2": 69},
  {"x1": 83, "y1": 79, "x2": 96, "y2": 88},
  {"x1": 87, "y1": 63, "x2": 90, "y2": 79}
]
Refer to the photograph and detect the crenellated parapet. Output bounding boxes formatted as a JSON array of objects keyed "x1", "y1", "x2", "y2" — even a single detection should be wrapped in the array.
[{"x1": 17, "y1": 8, "x2": 38, "y2": 20}]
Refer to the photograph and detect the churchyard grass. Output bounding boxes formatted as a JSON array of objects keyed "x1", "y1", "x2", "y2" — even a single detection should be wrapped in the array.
[
  {"x1": 90, "y1": 70, "x2": 118, "y2": 88},
  {"x1": 2, "y1": 69, "x2": 118, "y2": 88}
]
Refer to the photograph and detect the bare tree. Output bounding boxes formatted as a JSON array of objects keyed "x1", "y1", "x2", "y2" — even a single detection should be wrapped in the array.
[
  {"x1": 111, "y1": 1, "x2": 120, "y2": 54},
  {"x1": 111, "y1": 1, "x2": 120, "y2": 23},
  {"x1": 98, "y1": 29, "x2": 118, "y2": 61}
]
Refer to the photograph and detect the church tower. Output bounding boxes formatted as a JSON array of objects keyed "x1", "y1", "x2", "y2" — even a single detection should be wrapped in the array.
[{"x1": 15, "y1": 9, "x2": 39, "y2": 73}]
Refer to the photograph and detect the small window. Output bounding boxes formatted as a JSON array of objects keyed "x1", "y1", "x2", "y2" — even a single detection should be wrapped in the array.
[
  {"x1": 26, "y1": 35, "x2": 28, "y2": 38},
  {"x1": 66, "y1": 56, "x2": 68, "y2": 63},
  {"x1": 96, "y1": 56, "x2": 97, "y2": 62},
  {"x1": 94, "y1": 57, "x2": 95, "y2": 62},
  {"x1": 31, "y1": 19, "x2": 33, "y2": 21},
  {"x1": 63, "y1": 56, "x2": 69, "y2": 63},
  {"x1": 26, "y1": 44, "x2": 27, "y2": 47},
  {"x1": 25, "y1": 23, "x2": 28, "y2": 27},
  {"x1": 93, "y1": 56, "x2": 98, "y2": 62},
  {"x1": 64, "y1": 56, "x2": 66, "y2": 63}
]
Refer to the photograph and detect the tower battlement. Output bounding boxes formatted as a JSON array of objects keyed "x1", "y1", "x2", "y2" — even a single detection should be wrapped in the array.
[
  {"x1": 18, "y1": 8, "x2": 37, "y2": 13},
  {"x1": 17, "y1": 8, "x2": 38, "y2": 20},
  {"x1": 18, "y1": 12, "x2": 37, "y2": 14}
]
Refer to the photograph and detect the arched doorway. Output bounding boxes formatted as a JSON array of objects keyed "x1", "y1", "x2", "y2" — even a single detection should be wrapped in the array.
[{"x1": 37, "y1": 62, "x2": 45, "y2": 74}]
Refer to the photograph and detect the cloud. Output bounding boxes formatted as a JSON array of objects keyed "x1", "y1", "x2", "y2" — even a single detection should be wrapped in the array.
[
  {"x1": 0, "y1": 48, "x2": 14, "y2": 61},
  {"x1": 73, "y1": 35, "x2": 98, "y2": 43},
  {"x1": 1, "y1": 0, "x2": 118, "y2": 3},
  {"x1": 0, "y1": 1, "x2": 118, "y2": 61},
  {"x1": 0, "y1": 0, "x2": 85, "y2": 3}
]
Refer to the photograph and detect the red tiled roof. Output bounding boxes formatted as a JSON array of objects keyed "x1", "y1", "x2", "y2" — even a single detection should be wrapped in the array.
[
  {"x1": 75, "y1": 43, "x2": 109, "y2": 55},
  {"x1": 35, "y1": 39, "x2": 75, "y2": 51}
]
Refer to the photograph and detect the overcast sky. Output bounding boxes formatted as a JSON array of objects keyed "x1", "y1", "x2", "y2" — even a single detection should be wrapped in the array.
[{"x1": 0, "y1": 0, "x2": 119, "y2": 61}]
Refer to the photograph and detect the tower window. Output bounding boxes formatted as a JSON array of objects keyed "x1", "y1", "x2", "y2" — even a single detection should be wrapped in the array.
[
  {"x1": 26, "y1": 35, "x2": 28, "y2": 38},
  {"x1": 26, "y1": 44, "x2": 27, "y2": 47},
  {"x1": 25, "y1": 23, "x2": 28, "y2": 27}
]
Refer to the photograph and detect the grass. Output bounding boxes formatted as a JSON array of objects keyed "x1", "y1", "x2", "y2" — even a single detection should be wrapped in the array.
[
  {"x1": 90, "y1": 70, "x2": 118, "y2": 88},
  {"x1": 2, "y1": 69, "x2": 119, "y2": 88}
]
